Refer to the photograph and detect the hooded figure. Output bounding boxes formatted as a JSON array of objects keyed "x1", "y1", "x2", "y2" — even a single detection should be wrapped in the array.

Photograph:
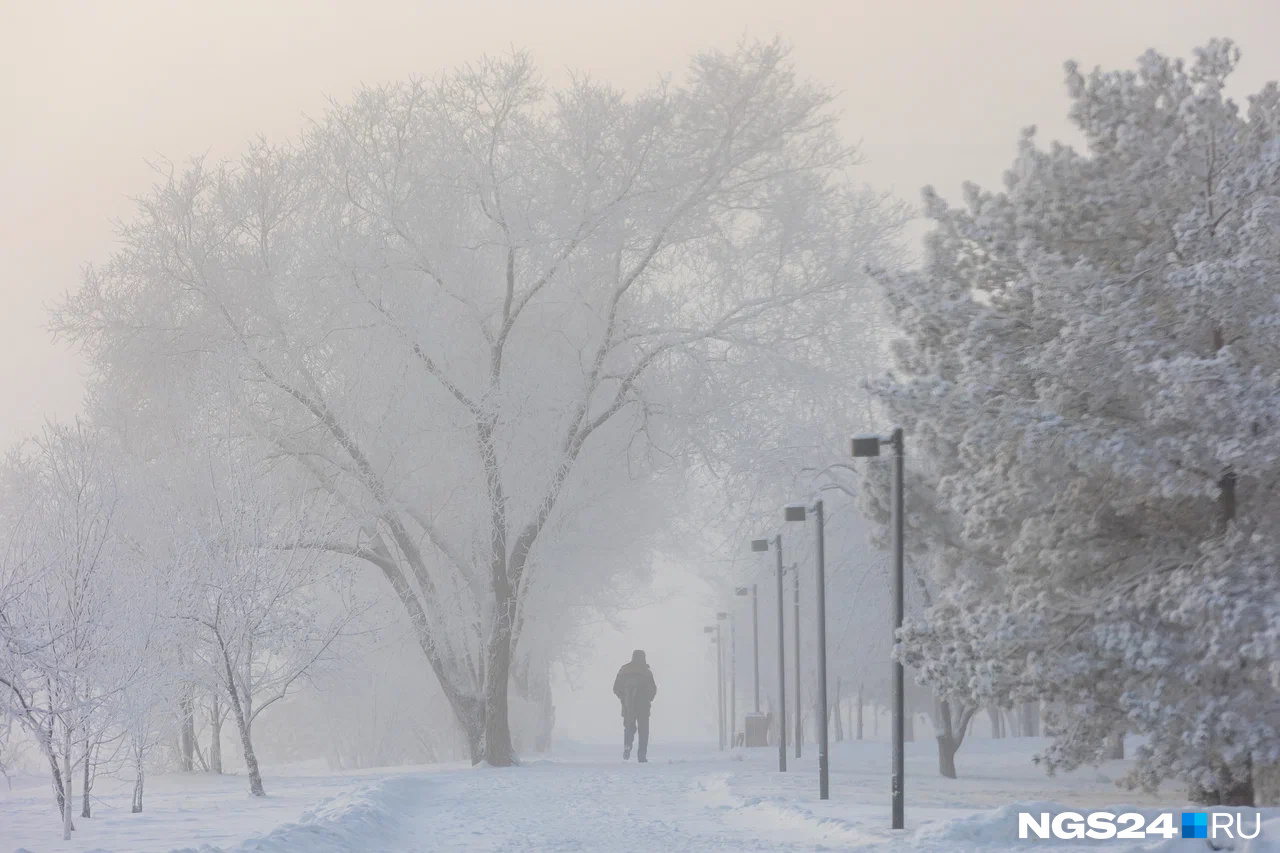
[{"x1": 613, "y1": 650, "x2": 658, "y2": 762}]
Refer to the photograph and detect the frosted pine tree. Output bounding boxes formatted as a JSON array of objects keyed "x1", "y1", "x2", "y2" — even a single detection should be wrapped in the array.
[{"x1": 866, "y1": 41, "x2": 1280, "y2": 803}]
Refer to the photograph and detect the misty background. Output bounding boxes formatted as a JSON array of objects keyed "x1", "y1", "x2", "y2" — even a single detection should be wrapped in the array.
[{"x1": 4, "y1": 0, "x2": 1280, "y2": 752}]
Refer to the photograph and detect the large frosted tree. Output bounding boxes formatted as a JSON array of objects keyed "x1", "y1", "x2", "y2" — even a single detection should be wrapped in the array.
[
  {"x1": 59, "y1": 41, "x2": 897, "y2": 764},
  {"x1": 866, "y1": 41, "x2": 1280, "y2": 801}
]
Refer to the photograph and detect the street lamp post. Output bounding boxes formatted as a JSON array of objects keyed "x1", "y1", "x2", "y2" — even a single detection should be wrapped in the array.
[
  {"x1": 852, "y1": 428, "x2": 906, "y2": 829},
  {"x1": 729, "y1": 611, "x2": 737, "y2": 747},
  {"x1": 734, "y1": 586, "x2": 759, "y2": 719},
  {"x1": 785, "y1": 498, "x2": 829, "y2": 800},
  {"x1": 752, "y1": 584, "x2": 760, "y2": 713},
  {"x1": 717, "y1": 611, "x2": 729, "y2": 748},
  {"x1": 705, "y1": 625, "x2": 725, "y2": 751},
  {"x1": 793, "y1": 561, "x2": 801, "y2": 759},
  {"x1": 752, "y1": 536, "x2": 787, "y2": 773}
]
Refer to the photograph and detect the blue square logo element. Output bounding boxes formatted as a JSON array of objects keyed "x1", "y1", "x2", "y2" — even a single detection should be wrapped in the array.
[{"x1": 1182, "y1": 812, "x2": 1208, "y2": 839}]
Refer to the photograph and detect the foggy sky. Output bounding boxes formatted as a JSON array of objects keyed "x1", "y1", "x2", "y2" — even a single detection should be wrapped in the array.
[{"x1": 5, "y1": 0, "x2": 1280, "y2": 745}]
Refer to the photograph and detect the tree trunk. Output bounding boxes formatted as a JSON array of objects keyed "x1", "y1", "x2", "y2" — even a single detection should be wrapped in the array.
[
  {"x1": 62, "y1": 736, "x2": 73, "y2": 840},
  {"x1": 220, "y1": 647, "x2": 266, "y2": 796},
  {"x1": 180, "y1": 687, "x2": 195, "y2": 772},
  {"x1": 476, "y1": 413, "x2": 518, "y2": 768},
  {"x1": 460, "y1": 701, "x2": 484, "y2": 764},
  {"x1": 856, "y1": 683, "x2": 864, "y2": 740},
  {"x1": 1192, "y1": 757, "x2": 1255, "y2": 807},
  {"x1": 45, "y1": 744, "x2": 67, "y2": 816},
  {"x1": 935, "y1": 699, "x2": 973, "y2": 779},
  {"x1": 532, "y1": 665, "x2": 555, "y2": 754},
  {"x1": 81, "y1": 746, "x2": 92, "y2": 818},
  {"x1": 232, "y1": 710, "x2": 265, "y2": 797},
  {"x1": 1019, "y1": 701, "x2": 1040, "y2": 737},
  {"x1": 481, "y1": 628, "x2": 516, "y2": 767},
  {"x1": 987, "y1": 705, "x2": 1003, "y2": 738},
  {"x1": 938, "y1": 734, "x2": 959, "y2": 778},
  {"x1": 1107, "y1": 731, "x2": 1124, "y2": 760},
  {"x1": 209, "y1": 696, "x2": 223, "y2": 774},
  {"x1": 833, "y1": 679, "x2": 843, "y2": 742},
  {"x1": 131, "y1": 748, "x2": 144, "y2": 813},
  {"x1": 363, "y1": 535, "x2": 486, "y2": 762}
]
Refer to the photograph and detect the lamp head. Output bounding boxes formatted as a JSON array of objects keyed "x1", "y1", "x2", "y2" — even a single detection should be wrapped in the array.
[
  {"x1": 735, "y1": 587, "x2": 749, "y2": 596},
  {"x1": 750, "y1": 538, "x2": 769, "y2": 552},
  {"x1": 851, "y1": 435, "x2": 882, "y2": 458},
  {"x1": 784, "y1": 504, "x2": 807, "y2": 522}
]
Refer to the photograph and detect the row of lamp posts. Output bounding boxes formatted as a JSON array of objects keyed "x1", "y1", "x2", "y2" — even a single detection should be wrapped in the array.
[{"x1": 707, "y1": 427, "x2": 907, "y2": 829}]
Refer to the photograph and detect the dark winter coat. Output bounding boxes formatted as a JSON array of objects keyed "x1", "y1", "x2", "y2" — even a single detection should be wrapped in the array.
[{"x1": 613, "y1": 657, "x2": 657, "y2": 718}]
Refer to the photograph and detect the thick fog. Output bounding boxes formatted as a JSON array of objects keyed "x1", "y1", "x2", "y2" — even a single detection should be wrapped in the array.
[
  {"x1": 8, "y1": 0, "x2": 1279, "y2": 448},
  {"x1": 7, "y1": 3, "x2": 1278, "y2": 752}
]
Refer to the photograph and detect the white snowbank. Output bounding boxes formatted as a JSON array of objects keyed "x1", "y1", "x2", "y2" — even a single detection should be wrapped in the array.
[
  {"x1": 692, "y1": 772, "x2": 877, "y2": 847},
  {"x1": 157, "y1": 774, "x2": 430, "y2": 853}
]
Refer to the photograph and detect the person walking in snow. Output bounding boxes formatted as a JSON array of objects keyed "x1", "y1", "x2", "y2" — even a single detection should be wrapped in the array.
[{"x1": 613, "y1": 650, "x2": 657, "y2": 762}]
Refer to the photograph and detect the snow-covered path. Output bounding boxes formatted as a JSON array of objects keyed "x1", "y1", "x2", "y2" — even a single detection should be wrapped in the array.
[
  {"x1": 397, "y1": 750, "x2": 870, "y2": 851},
  {"x1": 385, "y1": 741, "x2": 1168, "y2": 852},
  {"x1": 9, "y1": 738, "x2": 1273, "y2": 852}
]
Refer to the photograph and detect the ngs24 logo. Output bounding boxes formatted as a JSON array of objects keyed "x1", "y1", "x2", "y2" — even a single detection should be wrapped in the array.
[{"x1": 1019, "y1": 809, "x2": 1261, "y2": 843}]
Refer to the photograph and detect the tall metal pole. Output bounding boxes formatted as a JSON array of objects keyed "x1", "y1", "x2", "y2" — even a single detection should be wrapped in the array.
[
  {"x1": 752, "y1": 584, "x2": 761, "y2": 713},
  {"x1": 815, "y1": 499, "x2": 830, "y2": 800},
  {"x1": 716, "y1": 625, "x2": 726, "y2": 751},
  {"x1": 730, "y1": 613, "x2": 737, "y2": 748},
  {"x1": 891, "y1": 428, "x2": 906, "y2": 828},
  {"x1": 793, "y1": 562, "x2": 802, "y2": 758},
  {"x1": 775, "y1": 535, "x2": 787, "y2": 772}
]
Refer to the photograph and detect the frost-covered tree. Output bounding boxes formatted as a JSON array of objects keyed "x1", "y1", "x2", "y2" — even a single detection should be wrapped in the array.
[
  {"x1": 867, "y1": 41, "x2": 1280, "y2": 801},
  {"x1": 166, "y1": 449, "x2": 360, "y2": 797},
  {"x1": 0, "y1": 422, "x2": 142, "y2": 836},
  {"x1": 58, "y1": 40, "x2": 898, "y2": 764}
]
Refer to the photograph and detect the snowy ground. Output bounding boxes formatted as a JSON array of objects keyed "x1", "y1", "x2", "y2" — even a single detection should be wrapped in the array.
[{"x1": 3, "y1": 737, "x2": 1275, "y2": 852}]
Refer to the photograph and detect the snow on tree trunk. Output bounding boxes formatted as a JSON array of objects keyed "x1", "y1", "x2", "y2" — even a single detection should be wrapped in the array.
[
  {"x1": 220, "y1": 650, "x2": 266, "y2": 797},
  {"x1": 62, "y1": 738, "x2": 73, "y2": 840},
  {"x1": 81, "y1": 749, "x2": 91, "y2": 818},
  {"x1": 230, "y1": 702, "x2": 265, "y2": 797},
  {"x1": 131, "y1": 749, "x2": 144, "y2": 814},
  {"x1": 46, "y1": 747, "x2": 66, "y2": 817}
]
